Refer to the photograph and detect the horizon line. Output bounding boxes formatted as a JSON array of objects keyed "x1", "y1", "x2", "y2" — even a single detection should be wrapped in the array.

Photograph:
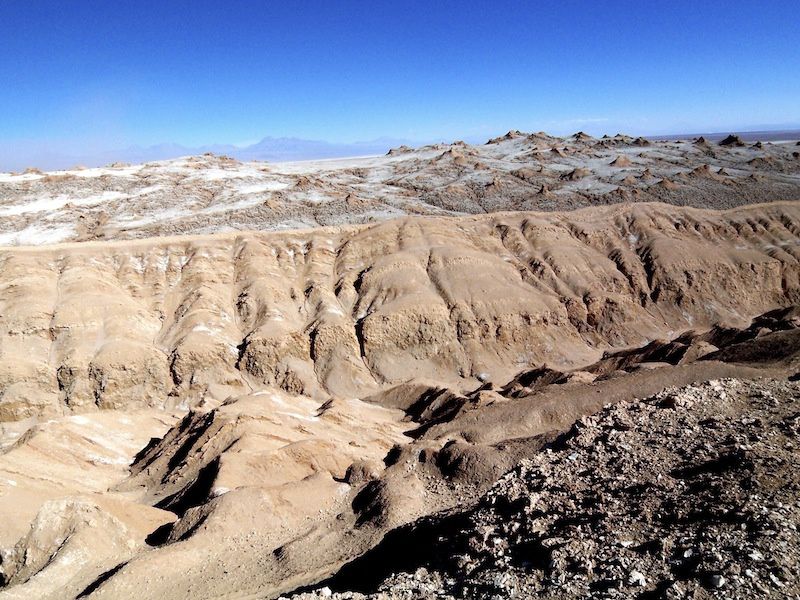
[{"x1": 3, "y1": 126, "x2": 800, "y2": 173}]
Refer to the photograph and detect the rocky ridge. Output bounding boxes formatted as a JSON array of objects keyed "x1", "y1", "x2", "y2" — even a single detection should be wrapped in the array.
[
  {"x1": 292, "y1": 377, "x2": 800, "y2": 599},
  {"x1": 0, "y1": 131, "x2": 798, "y2": 246},
  {"x1": 1, "y1": 201, "x2": 799, "y2": 423}
]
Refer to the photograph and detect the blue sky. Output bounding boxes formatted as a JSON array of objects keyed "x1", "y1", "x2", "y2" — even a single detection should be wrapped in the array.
[{"x1": 1, "y1": 0, "x2": 799, "y2": 164}]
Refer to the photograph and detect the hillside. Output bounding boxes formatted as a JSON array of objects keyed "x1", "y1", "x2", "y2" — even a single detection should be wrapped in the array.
[
  {"x1": 0, "y1": 134, "x2": 799, "y2": 599},
  {"x1": 0, "y1": 132, "x2": 798, "y2": 246}
]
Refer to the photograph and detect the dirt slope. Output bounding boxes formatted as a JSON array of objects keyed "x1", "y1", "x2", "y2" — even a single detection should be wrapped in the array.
[
  {"x1": 1, "y1": 201, "x2": 799, "y2": 425},
  {"x1": 293, "y1": 378, "x2": 800, "y2": 599},
  {"x1": 44, "y1": 311, "x2": 797, "y2": 600},
  {"x1": 0, "y1": 200, "x2": 798, "y2": 599}
]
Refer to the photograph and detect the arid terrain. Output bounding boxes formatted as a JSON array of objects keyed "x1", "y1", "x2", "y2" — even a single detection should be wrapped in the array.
[
  {"x1": 1, "y1": 132, "x2": 798, "y2": 245},
  {"x1": 0, "y1": 132, "x2": 799, "y2": 599}
]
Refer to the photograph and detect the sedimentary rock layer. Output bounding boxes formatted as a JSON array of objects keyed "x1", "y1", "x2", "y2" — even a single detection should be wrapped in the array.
[{"x1": 1, "y1": 201, "x2": 798, "y2": 422}]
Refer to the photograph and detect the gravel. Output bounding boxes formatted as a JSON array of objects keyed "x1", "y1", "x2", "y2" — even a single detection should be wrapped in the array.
[{"x1": 290, "y1": 377, "x2": 800, "y2": 599}]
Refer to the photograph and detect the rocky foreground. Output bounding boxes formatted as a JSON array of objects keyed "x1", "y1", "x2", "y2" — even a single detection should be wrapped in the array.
[{"x1": 292, "y1": 377, "x2": 800, "y2": 599}]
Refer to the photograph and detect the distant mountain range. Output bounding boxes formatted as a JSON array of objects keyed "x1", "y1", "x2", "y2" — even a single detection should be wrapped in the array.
[
  {"x1": 4, "y1": 129, "x2": 799, "y2": 173},
  {"x1": 120, "y1": 136, "x2": 420, "y2": 164},
  {"x1": 0, "y1": 136, "x2": 421, "y2": 172}
]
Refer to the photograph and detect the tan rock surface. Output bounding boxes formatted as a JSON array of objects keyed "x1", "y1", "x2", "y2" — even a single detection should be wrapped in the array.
[
  {"x1": 0, "y1": 202, "x2": 798, "y2": 422},
  {"x1": 0, "y1": 177, "x2": 799, "y2": 597},
  {"x1": 0, "y1": 132, "x2": 798, "y2": 245}
]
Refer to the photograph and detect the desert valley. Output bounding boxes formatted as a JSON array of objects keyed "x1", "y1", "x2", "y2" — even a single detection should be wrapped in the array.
[{"x1": 0, "y1": 130, "x2": 798, "y2": 598}]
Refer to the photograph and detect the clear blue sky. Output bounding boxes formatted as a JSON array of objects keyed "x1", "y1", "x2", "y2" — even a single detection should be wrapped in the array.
[{"x1": 1, "y1": 0, "x2": 799, "y2": 154}]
